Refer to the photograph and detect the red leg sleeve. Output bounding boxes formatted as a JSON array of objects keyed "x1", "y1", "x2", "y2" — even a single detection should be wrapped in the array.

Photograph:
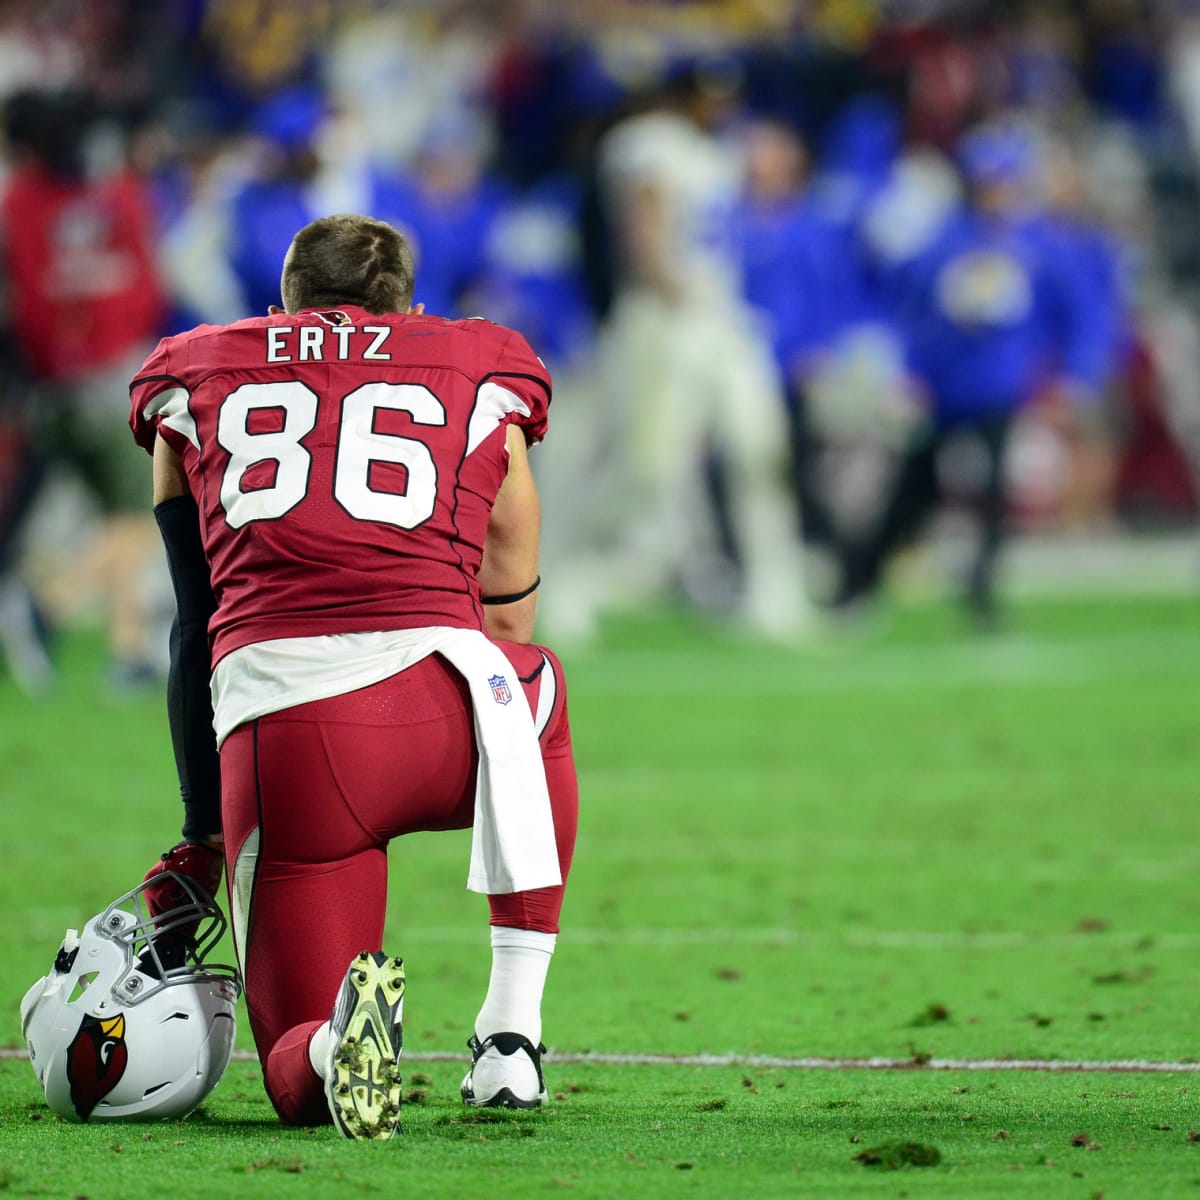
[{"x1": 486, "y1": 643, "x2": 579, "y2": 934}]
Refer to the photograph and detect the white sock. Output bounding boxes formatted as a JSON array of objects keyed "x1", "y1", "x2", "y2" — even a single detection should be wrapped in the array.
[
  {"x1": 474, "y1": 927, "x2": 557, "y2": 1046},
  {"x1": 308, "y1": 1021, "x2": 333, "y2": 1078},
  {"x1": 307, "y1": 992, "x2": 406, "y2": 1079}
]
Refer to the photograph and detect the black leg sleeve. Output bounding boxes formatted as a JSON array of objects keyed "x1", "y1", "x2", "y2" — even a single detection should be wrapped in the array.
[{"x1": 154, "y1": 495, "x2": 221, "y2": 840}]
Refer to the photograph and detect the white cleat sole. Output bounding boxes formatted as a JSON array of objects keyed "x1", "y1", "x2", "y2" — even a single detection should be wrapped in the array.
[{"x1": 325, "y1": 951, "x2": 405, "y2": 1139}]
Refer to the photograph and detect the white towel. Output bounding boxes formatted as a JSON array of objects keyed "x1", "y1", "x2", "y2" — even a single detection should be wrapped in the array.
[
  {"x1": 431, "y1": 630, "x2": 561, "y2": 894},
  {"x1": 211, "y1": 627, "x2": 562, "y2": 894}
]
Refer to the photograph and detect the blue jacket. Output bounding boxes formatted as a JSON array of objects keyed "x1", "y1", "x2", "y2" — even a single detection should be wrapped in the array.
[
  {"x1": 1025, "y1": 212, "x2": 1129, "y2": 395},
  {"x1": 884, "y1": 206, "x2": 1091, "y2": 422},
  {"x1": 736, "y1": 192, "x2": 869, "y2": 378}
]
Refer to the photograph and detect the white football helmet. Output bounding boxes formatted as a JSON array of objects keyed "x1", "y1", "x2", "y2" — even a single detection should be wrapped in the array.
[{"x1": 20, "y1": 872, "x2": 241, "y2": 1123}]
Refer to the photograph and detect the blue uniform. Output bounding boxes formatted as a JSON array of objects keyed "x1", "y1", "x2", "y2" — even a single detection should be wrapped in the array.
[
  {"x1": 838, "y1": 198, "x2": 1098, "y2": 622},
  {"x1": 738, "y1": 193, "x2": 851, "y2": 376},
  {"x1": 734, "y1": 188, "x2": 866, "y2": 547},
  {"x1": 837, "y1": 120, "x2": 1131, "y2": 622},
  {"x1": 887, "y1": 207, "x2": 1063, "y2": 421},
  {"x1": 1026, "y1": 213, "x2": 1128, "y2": 397}
]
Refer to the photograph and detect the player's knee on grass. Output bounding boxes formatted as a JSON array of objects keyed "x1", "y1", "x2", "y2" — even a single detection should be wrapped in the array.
[{"x1": 264, "y1": 1020, "x2": 332, "y2": 1127}]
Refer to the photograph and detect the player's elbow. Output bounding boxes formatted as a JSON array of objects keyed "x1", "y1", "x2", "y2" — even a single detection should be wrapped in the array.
[{"x1": 484, "y1": 594, "x2": 537, "y2": 644}]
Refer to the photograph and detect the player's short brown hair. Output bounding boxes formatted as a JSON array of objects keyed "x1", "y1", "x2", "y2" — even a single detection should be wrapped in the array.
[{"x1": 281, "y1": 214, "x2": 415, "y2": 315}]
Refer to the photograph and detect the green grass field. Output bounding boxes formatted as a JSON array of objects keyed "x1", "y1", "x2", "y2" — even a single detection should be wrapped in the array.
[{"x1": 1, "y1": 592, "x2": 1199, "y2": 1198}]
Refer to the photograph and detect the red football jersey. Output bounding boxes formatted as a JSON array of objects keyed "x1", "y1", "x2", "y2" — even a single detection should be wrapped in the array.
[
  {"x1": 129, "y1": 306, "x2": 551, "y2": 665},
  {"x1": 1, "y1": 164, "x2": 165, "y2": 381}
]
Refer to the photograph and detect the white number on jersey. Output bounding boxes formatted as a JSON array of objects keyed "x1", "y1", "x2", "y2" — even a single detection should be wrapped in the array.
[{"x1": 217, "y1": 380, "x2": 447, "y2": 530}]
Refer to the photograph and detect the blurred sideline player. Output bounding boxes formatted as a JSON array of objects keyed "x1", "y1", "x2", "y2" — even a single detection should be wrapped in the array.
[
  {"x1": 735, "y1": 116, "x2": 843, "y2": 554},
  {"x1": 0, "y1": 89, "x2": 170, "y2": 688},
  {"x1": 543, "y1": 58, "x2": 812, "y2": 644},
  {"x1": 837, "y1": 122, "x2": 1114, "y2": 628},
  {"x1": 129, "y1": 214, "x2": 579, "y2": 1137}
]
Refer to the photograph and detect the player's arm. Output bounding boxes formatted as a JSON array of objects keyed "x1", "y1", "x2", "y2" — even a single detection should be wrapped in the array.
[
  {"x1": 142, "y1": 435, "x2": 224, "y2": 915},
  {"x1": 478, "y1": 424, "x2": 541, "y2": 643},
  {"x1": 152, "y1": 435, "x2": 220, "y2": 845}
]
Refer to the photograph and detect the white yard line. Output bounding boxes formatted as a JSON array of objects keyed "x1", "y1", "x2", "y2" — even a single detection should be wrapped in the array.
[
  {"x1": 391, "y1": 927, "x2": 1200, "y2": 949},
  {"x1": 449, "y1": 1052, "x2": 1200, "y2": 1074},
  {"x1": 3, "y1": 1047, "x2": 1195, "y2": 1072}
]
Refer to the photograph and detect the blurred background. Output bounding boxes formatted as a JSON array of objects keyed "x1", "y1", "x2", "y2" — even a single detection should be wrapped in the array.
[{"x1": 0, "y1": 0, "x2": 1197, "y2": 694}]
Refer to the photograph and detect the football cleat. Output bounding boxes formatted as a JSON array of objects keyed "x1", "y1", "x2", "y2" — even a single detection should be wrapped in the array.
[
  {"x1": 460, "y1": 1032, "x2": 548, "y2": 1109},
  {"x1": 324, "y1": 951, "x2": 406, "y2": 1139}
]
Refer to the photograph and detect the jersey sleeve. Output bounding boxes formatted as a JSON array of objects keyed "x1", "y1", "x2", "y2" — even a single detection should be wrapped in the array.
[
  {"x1": 491, "y1": 327, "x2": 552, "y2": 445},
  {"x1": 129, "y1": 336, "x2": 187, "y2": 455}
]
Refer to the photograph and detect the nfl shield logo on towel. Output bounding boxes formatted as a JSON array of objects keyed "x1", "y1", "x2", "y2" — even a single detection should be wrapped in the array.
[{"x1": 488, "y1": 674, "x2": 513, "y2": 705}]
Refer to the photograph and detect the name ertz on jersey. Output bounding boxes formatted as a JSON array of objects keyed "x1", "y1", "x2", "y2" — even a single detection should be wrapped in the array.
[{"x1": 265, "y1": 324, "x2": 394, "y2": 364}]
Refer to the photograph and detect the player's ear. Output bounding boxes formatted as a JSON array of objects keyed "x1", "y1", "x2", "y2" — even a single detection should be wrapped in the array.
[
  {"x1": 267, "y1": 305, "x2": 285, "y2": 315},
  {"x1": 408, "y1": 303, "x2": 425, "y2": 316}
]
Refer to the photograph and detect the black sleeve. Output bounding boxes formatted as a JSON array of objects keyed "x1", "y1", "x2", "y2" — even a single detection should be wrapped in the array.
[{"x1": 154, "y1": 494, "x2": 221, "y2": 840}]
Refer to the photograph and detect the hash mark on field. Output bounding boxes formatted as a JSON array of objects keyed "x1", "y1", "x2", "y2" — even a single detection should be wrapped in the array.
[{"x1": 1, "y1": 1048, "x2": 1196, "y2": 1072}]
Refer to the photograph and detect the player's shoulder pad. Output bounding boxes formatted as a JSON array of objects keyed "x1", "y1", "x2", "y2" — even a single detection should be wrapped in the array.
[
  {"x1": 448, "y1": 314, "x2": 527, "y2": 350},
  {"x1": 180, "y1": 317, "x2": 253, "y2": 340},
  {"x1": 450, "y1": 314, "x2": 504, "y2": 331},
  {"x1": 149, "y1": 317, "x2": 258, "y2": 364}
]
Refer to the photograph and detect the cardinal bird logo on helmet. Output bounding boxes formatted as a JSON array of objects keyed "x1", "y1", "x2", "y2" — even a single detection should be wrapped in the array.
[{"x1": 65, "y1": 1013, "x2": 129, "y2": 1120}]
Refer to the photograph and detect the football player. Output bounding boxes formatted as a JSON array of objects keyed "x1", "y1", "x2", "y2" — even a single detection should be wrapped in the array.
[
  {"x1": 1, "y1": 88, "x2": 170, "y2": 688},
  {"x1": 586, "y1": 59, "x2": 814, "y2": 642},
  {"x1": 130, "y1": 214, "x2": 578, "y2": 1137}
]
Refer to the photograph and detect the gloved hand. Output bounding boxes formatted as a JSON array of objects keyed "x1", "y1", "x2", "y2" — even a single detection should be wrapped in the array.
[{"x1": 142, "y1": 839, "x2": 224, "y2": 923}]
